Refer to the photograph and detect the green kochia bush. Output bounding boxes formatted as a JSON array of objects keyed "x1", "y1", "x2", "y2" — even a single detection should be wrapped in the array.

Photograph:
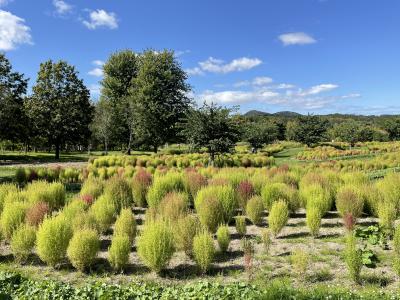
[
  {"x1": 1, "y1": 201, "x2": 28, "y2": 240},
  {"x1": 103, "y1": 177, "x2": 133, "y2": 213},
  {"x1": 0, "y1": 183, "x2": 18, "y2": 213},
  {"x1": 196, "y1": 197, "x2": 224, "y2": 233},
  {"x1": 246, "y1": 196, "x2": 264, "y2": 225},
  {"x1": 36, "y1": 216, "x2": 73, "y2": 267},
  {"x1": 11, "y1": 224, "x2": 36, "y2": 263},
  {"x1": 193, "y1": 231, "x2": 215, "y2": 274},
  {"x1": 261, "y1": 183, "x2": 299, "y2": 213},
  {"x1": 80, "y1": 178, "x2": 104, "y2": 200},
  {"x1": 336, "y1": 185, "x2": 364, "y2": 218},
  {"x1": 158, "y1": 192, "x2": 189, "y2": 221},
  {"x1": 137, "y1": 220, "x2": 175, "y2": 274},
  {"x1": 108, "y1": 235, "x2": 131, "y2": 271},
  {"x1": 113, "y1": 208, "x2": 136, "y2": 242},
  {"x1": 235, "y1": 216, "x2": 247, "y2": 236},
  {"x1": 26, "y1": 181, "x2": 65, "y2": 210},
  {"x1": 268, "y1": 200, "x2": 289, "y2": 237},
  {"x1": 147, "y1": 173, "x2": 185, "y2": 208},
  {"x1": 300, "y1": 184, "x2": 332, "y2": 215},
  {"x1": 89, "y1": 195, "x2": 116, "y2": 233},
  {"x1": 344, "y1": 233, "x2": 362, "y2": 283},
  {"x1": 67, "y1": 229, "x2": 99, "y2": 272},
  {"x1": 174, "y1": 215, "x2": 201, "y2": 257},
  {"x1": 306, "y1": 206, "x2": 322, "y2": 237},
  {"x1": 216, "y1": 225, "x2": 230, "y2": 253}
]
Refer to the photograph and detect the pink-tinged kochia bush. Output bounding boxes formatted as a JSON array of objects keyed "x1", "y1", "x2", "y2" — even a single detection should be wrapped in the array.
[{"x1": 131, "y1": 168, "x2": 152, "y2": 207}]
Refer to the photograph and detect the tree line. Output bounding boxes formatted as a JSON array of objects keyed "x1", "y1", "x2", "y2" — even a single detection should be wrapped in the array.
[{"x1": 1, "y1": 50, "x2": 400, "y2": 159}]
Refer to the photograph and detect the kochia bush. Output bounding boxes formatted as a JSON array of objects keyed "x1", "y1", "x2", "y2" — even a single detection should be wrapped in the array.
[
  {"x1": 108, "y1": 234, "x2": 131, "y2": 271},
  {"x1": 261, "y1": 183, "x2": 299, "y2": 213},
  {"x1": 158, "y1": 192, "x2": 189, "y2": 221},
  {"x1": 131, "y1": 169, "x2": 152, "y2": 207},
  {"x1": 147, "y1": 173, "x2": 185, "y2": 208},
  {"x1": 89, "y1": 195, "x2": 116, "y2": 233},
  {"x1": 67, "y1": 229, "x2": 100, "y2": 272},
  {"x1": 113, "y1": 208, "x2": 136, "y2": 242},
  {"x1": 246, "y1": 196, "x2": 264, "y2": 225},
  {"x1": 216, "y1": 225, "x2": 230, "y2": 253},
  {"x1": 174, "y1": 214, "x2": 201, "y2": 257},
  {"x1": 268, "y1": 200, "x2": 289, "y2": 237},
  {"x1": 193, "y1": 231, "x2": 215, "y2": 274},
  {"x1": 10, "y1": 224, "x2": 36, "y2": 263},
  {"x1": 1, "y1": 201, "x2": 27, "y2": 240},
  {"x1": 306, "y1": 206, "x2": 322, "y2": 237},
  {"x1": 196, "y1": 196, "x2": 224, "y2": 233},
  {"x1": 25, "y1": 201, "x2": 50, "y2": 227},
  {"x1": 80, "y1": 178, "x2": 104, "y2": 200},
  {"x1": 336, "y1": 185, "x2": 364, "y2": 218},
  {"x1": 103, "y1": 177, "x2": 133, "y2": 213}
]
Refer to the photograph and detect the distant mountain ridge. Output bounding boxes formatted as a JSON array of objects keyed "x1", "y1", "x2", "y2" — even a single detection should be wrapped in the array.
[{"x1": 244, "y1": 110, "x2": 302, "y2": 117}]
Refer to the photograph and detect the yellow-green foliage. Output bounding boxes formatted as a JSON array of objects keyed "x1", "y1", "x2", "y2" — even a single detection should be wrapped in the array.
[
  {"x1": 114, "y1": 208, "x2": 136, "y2": 242},
  {"x1": 61, "y1": 199, "x2": 87, "y2": 222},
  {"x1": 291, "y1": 248, "x2": 309, "y2": 276},
  {"x1": 158, "y1": 192, "x2": 189, "y2": 221},
  {"x1": 147, "y1": 172, "x2": 184, "y2": 207},
  {"x1": 103, "y1": 177, "x2": 133, "y2": 212},
  {"x1": 336, "y1": 185, "x2": 364, "y2": 218},
  {"x1": 261, "y1": 229, "x2": 272, "y2": 254},
  {"x1": 394, "y1": 225, "x2": 400, "y2": 256},
  {"x1": 137, "y1": 220, "x2": 175, "y2": 273},
  {"x1": 378, "y1": 201, "x2": 396, "y2": 233},
  {"x1": 213, "y1": 169, "x2": 247, "y2": 188},
  {"x1": 376, "y1": 173, "x2": 400, "y2": 212},
  {"x1": 174, "y1": 215, "x2": 201, "y2": 257},
  {"x1": 235, "y1": 216, "x2": 247, "y2": 236},
  {"x1": 72, "y1": 212, "x2": 99, "y2": 233},
  {"x1": 80, "y1": 178, "x2": 104, "y2": 200},
  {"x1": 249, "y1": 172, "x2": 270, "y2": 195},
  {"x1": 11, "y1": 224, "x2": 36, "y2": 263},
  {"x1": 268, "y1": 200, "x2": 289, "y2": 237},
  {"x1": 261, "y1": 183, "x2": 299, "y2": 212},
  {"x1": 67, "y1": 229, "x2": 100, "y2": 272},
  {"x1": 0, "y1": 183, "x2": 18, "y2": 213},
  {"x1": 89, "y1": 195, "x2": 116, "y2": 233},
  {"x1": 108, "y1": 234, "x2": 131, "y2": 271},
  {"x1": 246, "y1": 196, "x2": 264, "y2": 225},
  {"x1": 344, "y1": 233, "x2": 362, "y2": 283},
  {"x1": 300, "y1": 184, "x2": 332, "y2": 215},
  {"x1": 306, "y1": 206, "x2": 322, "y2": 237},
  {"x1": 26, "y1": 181, "x2": 65, "y2": 210},
  {"x1": 36, "y1": 216, "x2": 73, "y2": 267},
  {"x1": 196, "y1": 196, "x2": 224, "y2": 233},
  {"x1": 1, "y1": 200, "x2": 28, "y2": 240},
  {"x1": 193, "y1": 231, "x2": 215, "y2": 274},
  {"x1": 216, "y1": 224, "x2": 230, "y2": 253},
  {"x1": 195, "y1": 185, "x2": 237, "y2": 222}
]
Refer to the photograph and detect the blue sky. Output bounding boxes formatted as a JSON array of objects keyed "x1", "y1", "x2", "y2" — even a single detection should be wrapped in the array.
[{"x1": 1, "y1": 0, "x2": 399, "y2": 115}]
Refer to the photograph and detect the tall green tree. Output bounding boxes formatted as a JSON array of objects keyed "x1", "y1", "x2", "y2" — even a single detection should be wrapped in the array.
[
  {"x1": 26, "y1": 60, "x2": 93, "y2": 159},
  {"x1": 90, "y1": 99, "x2": 113, "y2": 154},
  {"x1": 0, "y1": 54, "x2": 29, "y2": 143},
  {"x1": 288, "y1": 115, "x2": 328, "y2": 146},
  {"x1": 383, "y1": 118, "x2": 400, "y2": 140},
  {"x1": 182, "y1": 102, "x2": 240, "y2": 162},
  {"x1": 131, "y1": 50, "x2": 191, "y2": 152},
  {"x1": 244, "y1": 121, "x2": 278, "y2": 151},
  {"x1": 330, "y1": 120, "x2": 362, "y2": 147},
  {"x1": 101, "y1": 50, "x2": 139, "y2": 154}
]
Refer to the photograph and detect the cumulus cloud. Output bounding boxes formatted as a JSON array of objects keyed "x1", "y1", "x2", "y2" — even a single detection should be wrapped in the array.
[
  {"x1": 186, "y1": 56, "x2": 262, "y2": 76},
  {"x1": 83, "y1": 9, "x2": 118, "y2": 30},
  {"x1": 0, "y1": 10, "x2": 33, "y2": 51},
  {"x1": 234, "y1": 76, "x2": 273, "y2": 87},
  {"x1": 88, "y1": 60, "x2": 104, "y2": 77},
  {"x1": 53, "y1": 0, "x2": 73, "y2": 15},
  {"x1": 279, "y1": 32, "x2": 316, "y2": 46},
  {"x1": 200, "y1": 89, "x2": 279, "y2": 104},
  {"x1": 297, "y1": 84, "x2": 338, "y2": 96},
  {"x1": 175, "y1": 49, "x2": 190, "y2": 57}
]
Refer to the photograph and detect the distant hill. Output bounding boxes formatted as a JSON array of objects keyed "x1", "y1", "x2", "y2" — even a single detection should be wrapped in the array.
[{"x1": 244, "y1": 110, "x2": 301, "y2": 118}]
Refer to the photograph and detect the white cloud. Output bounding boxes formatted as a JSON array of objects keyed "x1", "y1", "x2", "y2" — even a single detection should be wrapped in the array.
[
  {"x1": 199, "y1": 57, "x2": 262, "y2": 74},
  {"x1": 279, "y1": 32, "x2": 316, "y2": 46},
  {"x1": 88, "y1": 60, "x2": 104, "y2": 77},
  {"x1": 341, "y1": 93, "x2": 361, "y2": 99},
  {"x1": 298, "y1": 83, "x2": 338, "y2": 96},
  {"x1": 199, "y1": 89, "x2": 279, "y2": 105},
  {"x1": 234, "y1": 76, "x2": 273, "y2": 87},
  {"x1": 83, "y1": 9, "x2": 118, "y2": 30},
  {"x1": 175, "y1": 50, "x2": 190, "y2": 57},
  {"x1": 89, "y1": 84, "x2": 101, "y2": 97},
  {"x1": 53, "y1": 0, "x2": 72, "y2": 15},
  {"x1": 0, "y1": 10, "x2": 32, "y2": 51},
  {"x1": 0, "y1": 0, "x2": 12, "y2": 7},
  {"x1": 92, "y1": 60, "x2": 104, "y2": 66},
  {"x1": 275, "y1": 83, "x2": 295, "y2": 89},
  {"x1": 185, "y1": 67, "x2": 204, "y2": 76}
]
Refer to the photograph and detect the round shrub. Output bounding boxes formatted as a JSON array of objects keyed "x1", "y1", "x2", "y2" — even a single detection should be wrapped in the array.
[
  {"x1": 25, "y1": 201, "x2": 50, "y2": 227},
  {"x1": 216, "y1": 225, "x2": 230, "y2": 253},
  {"x1": 1, "y1": 201, "x2": 27, "y2": 240},
  {"x1": 10, "y1": 224, "x2": 36, "y2": 263},
  {"x1": 61, "y1": 199, "x2": 87, "y2": 223},
  {"x1": 67, "y1": 229, "x2": 100, "y2": 272},
  {"x1": 131, "y1": 169, "x2": 152, "y2": 207},
  {"x1": 300, "y1": 184, "x2": 332, "y2": 215},
  {"x1": 290, "y1": 248, "x2": 309, "y2": 276},
  {"x1": 89, "y1": 195, "x2": 116, "y2": 233},
  {"x1": 114, "y1": 208, "x2": 136, "y2": 242},
  {"x1": 108, "y1": 234, "x2": 131, "y2": 271},
  {"x1": 137, "y1": 220, "x2": 175, "y2": 273},
  {"x1": 80, "y1": 178, "x2": 104, "y2": 200},
  {"x1": 236, "y1": 180, "x2": 255, "y2": 211},
  {"x1": 235, "y1": 216, "x2": 247, "y2": 236},
  {"x1": 183, "y1": 171, "x2": 207, "y2": 200},
  {"x1": 26, "y1": 181, "x2": 65, "y2": 210},
  {"x1": 0, "y1": 183, "x2": 18, "y2": 213},
  {"x1": 306, "y1": 206, "x2": 322, "y2": 237},
  {"x1": 147, "y1": 173, "x2": 184, "y2": 208},
  {"x1": 268, "y1": 200, "x2": 289, "y2": 237},
  {"x1": 193, "y1": 231, "x2": 215, "y2": 274},
  {"x1": 261, "y1": 183, "x2": 299, "y2": 213},
  {"x1": 158, "y1": 192, "x2": 188, "y2": 221},
  {"x1": 196, "y1": 196, "x2": 224, "y2": 233},
  {"x1": 174, "y1": 214, "x2": 201, "y2": 257},
  {"x1": 36, "y1": 216, "x2": 73, "y2": 267},
  {"x1": 104, "y1": 177, "x2": 133, "y2": 213},
  {"x1": 246, "y1": 196, "x2": 264, "y2": 225},
  {"x1": 72, "y1": 212, "x2": 99, "y2": 233},
  {"x1": 378, "y1": 201, "x2": 397, "y2": 234},
  {"x1": 336, "y1": 185, "x2": 364, "y2": 218}
]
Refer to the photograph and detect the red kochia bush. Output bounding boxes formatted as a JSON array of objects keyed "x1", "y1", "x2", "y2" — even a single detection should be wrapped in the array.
[
  {"x1": 237, "y1": 180, "x2": 255, "y2": 210},
  {"x1": 132, "y1": 168, "x2": 152, "y2": 207},
  {"x1": 25, "y1": 201, "x2": 50, "y2": 226},
  {"x1": 185, "y1": 171, "x2": 207, "y2": 198},
  {"x1": 81, "y1": 194, "x2": 94, "y2": 206},
  {"x1": 343, "y1": 212, "x2": 356, "y2": 232}
]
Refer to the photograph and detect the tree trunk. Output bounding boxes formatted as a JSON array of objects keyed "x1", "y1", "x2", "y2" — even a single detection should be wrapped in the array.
[
  {"x1": 154, "y1": 145, "x2": 158, "y2": 153},
  {"x1": 104, "y1": 139, "x2": 108, "y2": 155},
  {"x1": 55, "y1": 142, "x2": 60, "y2": 160}
]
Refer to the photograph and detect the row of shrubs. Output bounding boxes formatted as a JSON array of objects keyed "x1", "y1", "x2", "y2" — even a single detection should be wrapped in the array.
[{"x1": 14, "y1": 167, "x2": 82, "y2": 185}]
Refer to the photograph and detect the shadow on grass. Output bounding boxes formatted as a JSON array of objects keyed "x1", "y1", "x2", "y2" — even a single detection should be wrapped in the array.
[{"x1": 278, "y1": 231, "x2": 309, "y2": 239}]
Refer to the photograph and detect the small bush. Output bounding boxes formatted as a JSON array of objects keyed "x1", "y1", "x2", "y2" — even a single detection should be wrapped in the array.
[
  {"x1": 261, "y1": 229, "x2": 272, "y2": 254},
  {"x1": 114, "y1": 208, "x2": 136, "y2": 242},
  {"x1": 104, "y1": 177, "x2": 133, "y2": 213},
  {"x1": 394, "y1": 225, "x2": 400, "y2": 256},
  {"x1": 344, "y1": 233, "x2": 362, "y2": 283},
  {"x1": 72, "y1": 212, "x2": 99, "y2": 233},
  {"x1": 158, "y1": 192, "x2": 188, "y2": 221},
  {"x1": 268, "y1": 200, "x2": 289, "y2": 237},
  {"x1": 1, "y1": 201, "x2": 27, "y2": 240},
  {"x1": 108, "y1": 234, "x2": 131, "y2": 271},
  {"x1": 10, "y1": 224, "x2": 36, "y2": 263},
  {"x1": 36, "y1": 216, "x2": 73, "y2": 267},
  {"x1": 89, "y1": 195, "x2": 116, "y2": 233},
  {"x1": 193, "y1": 231, "x2": 215, "y2": 274},
  {"x1": 137, "y1": 220, "x2": 175, "y2": 274},
  {"x1": 174, "y1": 215, "x2": 201, "y2": 257},
  {"x1": 25, "y1": 201, "x2": 50, "y2": 227},
  {"x1": 377, "y1": 201, "x2": 396, "y2": 234},
  {"x1": 196, "y1": 196, "x2": 224, "y2": 233},
  {"x1": 241, "y1": 238, "x2": 255, "y2": 276},
  {"x1": 306, "y1": 206, "x2": 322, "y2": 237},
  {"x1": 291, "y1": 248, "x2": 309, "y2": 276},
  {"x1": 184, "y1": 171, "x2": 207, "y2": 200},
  {"x1": 246, "y1": 196, "x2": 264, "y2": 225},
  {"x1": 80, "y1": 178, "x2": 104, "y2": 200},
  {"x1": 300, "y1": 184, "x2": 332, "y2": 215},
  {"x1": 0, "y1": 183, "x2": 18, "y2": 213},
  {"x1": 235, "y1": 216, "x2": 247, "y2": 236},
  {"x1": 67, "y1": 229, "x2": 100, "y2": 272},
  {"x1": 236, "y1": 181, "x2": 255, "y2": 211},
  {"x1": 61, "y1": 199, "x2": 87, "y2": 222},
  {"x1": 216, "y1": 225, "x2": 230, "y2": 253},
  {"x1": 147, "y1": 173, "x2": 184, "y2": 208},
  {"x1": 26, "y1": 181, "x2": 65, "y2": 210},
  {"x1": 131, "y1": 168, "x2": 152, "y2": 207},
  {"x1": 261, "y1": 183, "x2": 299, "y2": 213},
  {"x1": 336, "y1": 185, "x2": 364, "y2": 218},
  {"x1": 393, "y1": 256, "x2": 400, "y2": 277}
]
